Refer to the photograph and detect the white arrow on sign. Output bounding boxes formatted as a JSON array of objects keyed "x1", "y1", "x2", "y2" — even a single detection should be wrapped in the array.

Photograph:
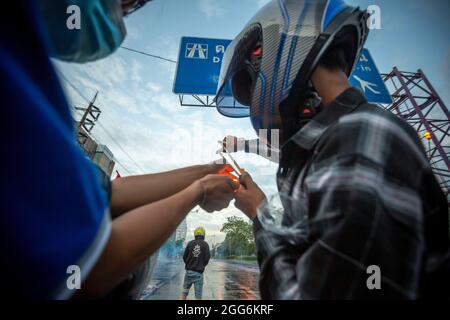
[{"x1": 352, "y1": 75, "x2": 381, "y2": 94}]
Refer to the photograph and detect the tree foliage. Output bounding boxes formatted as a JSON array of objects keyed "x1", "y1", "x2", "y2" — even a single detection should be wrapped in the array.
[{"x1": 220, "y1": 216, "x2": 255, "y2": 257}]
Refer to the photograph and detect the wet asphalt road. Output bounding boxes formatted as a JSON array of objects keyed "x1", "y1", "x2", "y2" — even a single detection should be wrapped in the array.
[{"x1": 142, "y1": 258, "x2": 260, "y2": 300}]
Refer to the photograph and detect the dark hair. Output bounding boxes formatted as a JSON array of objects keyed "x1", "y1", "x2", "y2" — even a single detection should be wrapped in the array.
[{"x1": 317, "y1": 45, "x2": 349, "y2": 74}]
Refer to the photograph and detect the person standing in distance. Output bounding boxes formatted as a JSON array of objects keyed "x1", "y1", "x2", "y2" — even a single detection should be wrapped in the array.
[{"x1": 180, "y1": 227, "x2": 210, "y2": 300}]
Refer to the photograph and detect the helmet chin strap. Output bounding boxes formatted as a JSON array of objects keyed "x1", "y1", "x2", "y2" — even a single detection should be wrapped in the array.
[
  {"x1": 276, "y1": 82, "x2": 323, "y2": 172},
  {"x1": 279, "y1": 81, "x2": 322, "y2": 145}
]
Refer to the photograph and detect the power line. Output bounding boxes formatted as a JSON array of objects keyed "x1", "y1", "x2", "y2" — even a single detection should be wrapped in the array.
[
  {"x1": 120, "y1": 46, "x2": 177, "y2": 63},
  {"x1": 89, "y1": 130, "x2": 134, "y2": 176},
  {"x1": 58, "y1": 71, "x2": 92, "y2": 103},
  {"x1": 69, "y1": 88, "x2": 135, "y2": 176},
  {"x1": 75, "y1": 92, "x2": 101, "y2": 153},
  {"x1": 58, "y1": 70, "x2": 146, "y2": 174},
  {"x1": 89, "y1": 128, "x2": 134, "y2": 176},
  {"x1": 96, "y1": 122, "x2": 147, "y2": 174},
  {"x1": 90, "y1": 137, "x2": 134, "y2": 175},
  {"x1": 70, "y1": 104, "x2": 136, "y2": 175}
]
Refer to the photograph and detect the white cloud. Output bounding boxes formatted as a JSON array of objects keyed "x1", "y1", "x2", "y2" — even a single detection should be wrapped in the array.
[
  {"x1": 198, "y1": 0, "x2": 226, "y2": 20},
  {"x1": 150, "y1": 91, "x2": 179, "y2": 112},
  {"x1": 147, "y1": 81, "x2": 162, "y2": 92},
  {"x1": 130, "y1": 59, "x2": 143, "y2": 82},
  {"x1": 125, "y1": 24, "x2": 142, "y2": 41},
  {"x1": 255, "y1": 0, "x2": 270, "y2": 8},
  {"x1": 55, "y1": 9, "x2": 279, "y2": 240},
  {"x1": 186, "y1": 204, "x2": 250, "y2": 245}
]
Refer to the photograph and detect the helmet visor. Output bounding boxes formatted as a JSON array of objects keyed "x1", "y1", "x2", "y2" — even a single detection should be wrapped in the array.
[
  {"x1": 215, "y1": 64, "x2": 258, "y2": 118},
  {"x1": 214, "y1": 24, "x2": 262, "y2": 118}
]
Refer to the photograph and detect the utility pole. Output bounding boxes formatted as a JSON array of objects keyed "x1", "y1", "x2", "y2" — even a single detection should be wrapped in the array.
[{"x1": 75, "y1": 92, "x2": 101, "y2": 158}]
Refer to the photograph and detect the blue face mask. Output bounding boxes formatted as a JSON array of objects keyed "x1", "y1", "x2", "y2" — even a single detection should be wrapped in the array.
[{"x1": 39, "y1": 0, "x2": 127, "y2": 63}]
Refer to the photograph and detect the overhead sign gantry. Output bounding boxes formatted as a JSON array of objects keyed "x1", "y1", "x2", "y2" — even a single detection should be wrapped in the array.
[{"x1": 173, "y1": 36, "x2": 392, "y2": 114}]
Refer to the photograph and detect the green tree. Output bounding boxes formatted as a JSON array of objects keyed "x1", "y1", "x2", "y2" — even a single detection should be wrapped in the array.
[{"x1": 220, "y1": 216, "x2": 255, "y2": 257}]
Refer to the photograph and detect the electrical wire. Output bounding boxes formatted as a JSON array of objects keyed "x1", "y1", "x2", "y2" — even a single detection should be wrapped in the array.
[
  {"x1": 120, "y1": 46, "x2": 177, "y2": 63},
  {"x1": 58, "y1": 70, "x2": 145, "y2": 175},
  {"x1": 57, "y1": 43, "x2": 184, "y2": 174},
  {"x1": 96, "y1": 122, "x2": 147, "y2": 174}
]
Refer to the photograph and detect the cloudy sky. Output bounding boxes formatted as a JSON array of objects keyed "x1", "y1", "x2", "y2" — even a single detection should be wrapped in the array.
[{"x1": 55, "y1": 0, "x2": 450, "y2": 245}]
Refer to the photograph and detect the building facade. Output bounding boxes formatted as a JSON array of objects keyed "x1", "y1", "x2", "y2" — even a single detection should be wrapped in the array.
[{"x1": 92, "y1": 144, "x2": 115, "y2": 176}]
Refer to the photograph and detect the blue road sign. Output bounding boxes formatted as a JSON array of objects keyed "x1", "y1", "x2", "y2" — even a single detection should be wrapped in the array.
[
  {"x1": 173, "y1": 37, "x2": 392, "y2": 105},
  {"x1": 349, "y1": 48, "x2": 392, "y2": 104},
  {"x1": 173, "y1": 37, "x2": 231, "y2": 95}
]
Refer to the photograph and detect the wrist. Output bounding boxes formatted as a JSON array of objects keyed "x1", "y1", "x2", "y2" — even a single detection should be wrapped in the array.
[
  {"x1": 250, "y1": 195, "x2": 266, "y2": 220},
  {"x1": 190, "y1": 180, "x2": 206, "y2": 206},
  {"x1": 205, "y1": 162, "x2": 224, "y2": 174},
  {"x1": 247, "y1": 207, "x2": 258, "y2": 221}
]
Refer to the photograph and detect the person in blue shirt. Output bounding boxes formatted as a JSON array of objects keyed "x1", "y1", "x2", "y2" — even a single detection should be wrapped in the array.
[{"x1": 1, "y1": 0, "x2": 238, "y2": 299}]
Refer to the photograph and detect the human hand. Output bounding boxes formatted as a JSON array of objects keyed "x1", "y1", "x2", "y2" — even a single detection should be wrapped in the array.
[
  {"x1": 216, "y1": 135, "x2": 245, "y2": 154},
  {"x1": 206, "y1": 159, "x2": 227, "y2": 173},
  {"x1": 234, "y1": 172, "x2": 266, "y2": 220},
  {"x1": 196, "y1": 174, "x2": 240, "y2": 212}
]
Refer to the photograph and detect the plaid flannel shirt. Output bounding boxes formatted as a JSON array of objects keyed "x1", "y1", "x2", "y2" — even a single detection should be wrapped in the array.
[{"x1": 253, "y1": 87, "x2": 450, "y2": 299}]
